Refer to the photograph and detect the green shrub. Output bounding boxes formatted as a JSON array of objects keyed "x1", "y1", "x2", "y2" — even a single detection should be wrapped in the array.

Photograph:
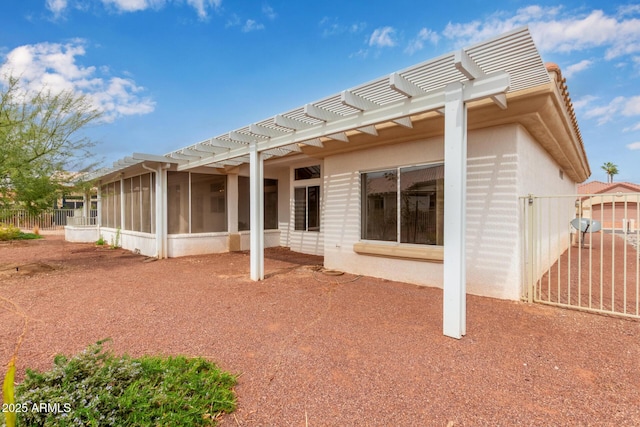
[
  {"x1": 0, "y1": 224, "x2": 43, "y2": 241},
  {"x1": 12, "y1": 340, "x2": 237, "y2": 426},
  {"x1": 0, "y1": 223, "x2": 21, "y2": 241}
]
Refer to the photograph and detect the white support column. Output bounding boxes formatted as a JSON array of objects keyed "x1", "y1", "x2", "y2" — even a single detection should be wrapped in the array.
[
  {"x1": 155, "y1": 164, "x2": 165, "y2": 259},
  {"x1": 443, "y1": 82, "x2": 467, "y2": 339},
  {"x1": 249, "y1": 143, "x2": 264, "y2": 280}
]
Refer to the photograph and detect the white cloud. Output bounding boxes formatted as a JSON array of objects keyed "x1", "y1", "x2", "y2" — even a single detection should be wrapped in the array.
[
  {"x1": 262, "y1": 4, "x2": 276, "y2": 20},
  {"x1": 101, "y1": 0, "x2": 159, "y2": 13},
  {"x1": 369, "y1": 27, "x2": 396, "y2": 48},
  {"x1": 405, "y1": 27, "x2": 439, "y2": 55},
  {"x1": 618, "y1": 4, "x2": 640, "y2": 16},
  {"x1": 46, "y1": 0, "x2": 220, "y2": 20},
  {"x1": 319, "y1": 17, "x2": 366, "y2": 37},
  {"x1": 0, "y1": 41, "x2": 155, "y2": 123},
  {"x1": 185, "y1": 0, "x2": 221, "y2": 20},
  {"x1": 46, "y1": 0, "x2": 68, "y2": 16},
  {"x1": 627, "y1": 142, "x2": 640, "y2": 150},
  {"x1": 441, "y1": 6, "x2": 640, "y2": 61},
  {"x1": 572, "y1": 94, "x2": 598, "y2": 110},
  {"x1": 242, "y1": 19, "x2": 264, "y2": 32},
  {"x1": 225, "y1": 13, "x2": 241, "y2": 28},
  {"x1": 442, "y1": 6, "x2": 559, "y2": 47},
  {"x1": 90, "y1": 77, "x2": 155, "y2": 117},
  {"x1": 349, "y1": 48, "x2": 369, "y2": 59},
  {"x1": 583, "y1": 96, "x2": 621, "y2": 124},
  {"x1": 583, "y1": 95, "x2": 640, "y2": 125},
  {"x1": 350, "y1": 22, "x2": 366, "y2": 33},
  {"x1": 564, "y1": 59, "x2": 594, "y2": 78},
  {"x1": 621, "y1": 95, "x2": 640, "y2": 116}
]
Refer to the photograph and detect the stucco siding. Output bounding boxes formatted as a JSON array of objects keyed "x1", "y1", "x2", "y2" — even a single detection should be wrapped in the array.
[
  {"x1": 99, "y1": 228, "x2": 157, "y2": 257},
  {"x1": 65, "y1": 226, "x2": 100, "y2": 243},
  {"x1": 323, "y1": 136, "x2": 445, "y2": 286},
  {"x1": 465, "y1": 125, "x2": 520, "y2": 299},
  {"x1": 167, "y1": 233, "x2": 229, "y2": 257},
  {"x1": 515, "y1": 125, "x2": 578, "y2": 296},
  {"x1": 322, "y1": 124, "x2": 576, "y2": 300}
]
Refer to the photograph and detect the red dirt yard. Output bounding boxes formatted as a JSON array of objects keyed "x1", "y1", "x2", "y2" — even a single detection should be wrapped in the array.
[{"x1": 1, "y1": 235, "x2": 639, "y2": 426}]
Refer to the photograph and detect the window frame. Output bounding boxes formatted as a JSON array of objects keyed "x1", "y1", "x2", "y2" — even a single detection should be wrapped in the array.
[
  {"x1": 294, "y1": 185, "x2": 320, "y2": 232},
  {"x1": 360, "y1": 162, "x2": 444, "y2": 247}
]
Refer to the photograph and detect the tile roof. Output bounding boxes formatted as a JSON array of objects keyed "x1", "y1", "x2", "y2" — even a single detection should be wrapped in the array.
[{"x1": 578, "y1": 181, "x2": 640, "y2": 194}]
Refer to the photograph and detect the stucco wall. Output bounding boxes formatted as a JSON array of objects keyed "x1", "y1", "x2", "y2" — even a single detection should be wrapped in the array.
[
  {"x1": 167, "y1": 233, "x2": 229, "y2": 257},
  {"x1": 239, "y1": 230, "x2": 282, "y2": 251},
  {"x1": 65, "y1": 226, "x2": 99, "y2": 243},
  {"x1": 465, "y1": 126, "x2": 520, "y2": 299},
  {"x1": 515, "y1": 125, "x2": 578, "y2": 297},
  {"x1": 322, "y1": 124, "x2": 577, "y2": 300},
  {"x1": 323, "y1": 135, "x2": 445, "y2": 287},
  {"x1": 99, "y1": 228, "x2": 157, "y2": 257}
]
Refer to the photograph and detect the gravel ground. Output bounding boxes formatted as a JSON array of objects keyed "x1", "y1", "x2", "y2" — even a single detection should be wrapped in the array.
[{"x1": 1, "y1": 235, "x2": 639, "y2": 426}]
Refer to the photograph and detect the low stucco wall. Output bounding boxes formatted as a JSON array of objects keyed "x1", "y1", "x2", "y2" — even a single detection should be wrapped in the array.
[
  {"x1": 80, "y1": 229, "x2": 285, "y2": 258},
  {"x1": 99, "y1": 228, "x2": 157, "y2": 257},
  {"x1": 239, "y1": 230, "x2": 282, "y2": 251},
  {"x1": 64, "y1": 226, "x2": 99, "y2": 243},
  {"x1": 168, "y1": 230, "x2": 283, "y2": 257},
  {"x1": 167, "y1": 233, "x2": 229, "y2": 257}
]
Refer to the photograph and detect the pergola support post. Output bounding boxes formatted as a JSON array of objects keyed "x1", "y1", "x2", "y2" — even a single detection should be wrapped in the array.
[
  {"x1": 156, "y1": 164, "x2": 167, "y2": 259},
  {"x1": 443, "y1": 82, "x2": 467, "y2": 339},
  {"x1": 249, "y1": 144, "x2": 264, "y2": 281}
]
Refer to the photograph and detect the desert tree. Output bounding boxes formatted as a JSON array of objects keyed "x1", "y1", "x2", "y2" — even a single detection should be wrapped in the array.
[{"x1": 0, "y1": 76, "x2": 102, "y2": 213}]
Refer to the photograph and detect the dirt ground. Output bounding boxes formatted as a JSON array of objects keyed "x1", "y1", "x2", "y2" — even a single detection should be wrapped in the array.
[
  {"x1": 538, "y1": 232, "x2": 640, "y2": 314},
  {"x1": 1, "y1": 235, "x2": 639, "y2": 426}
]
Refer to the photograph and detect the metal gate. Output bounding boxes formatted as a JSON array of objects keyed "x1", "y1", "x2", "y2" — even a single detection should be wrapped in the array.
[{"x1": 521, "y1": 193, "x2": 640, "y2": 319}]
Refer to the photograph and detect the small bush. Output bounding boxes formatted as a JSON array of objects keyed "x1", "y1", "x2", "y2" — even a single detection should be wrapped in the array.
[
  {"x1": 0, "y1": 223, "x2": 21, "y2": 241},
  {"x1": 0, "y1": 223, "x2": 43, "y2": 241},
  {"x1": 12, "y1": 340, "x2": 237, "y2": 426}
]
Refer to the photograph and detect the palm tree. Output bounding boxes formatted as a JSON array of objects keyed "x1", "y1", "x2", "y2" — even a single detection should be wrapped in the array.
[{"x1": 601, "y1": 162, "x2": 619, "y2": 183}]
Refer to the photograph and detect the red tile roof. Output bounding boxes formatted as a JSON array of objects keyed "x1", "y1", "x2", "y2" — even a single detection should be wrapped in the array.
[{"x1": 578, "y1": 181, "x2": 640, "y2": 194}]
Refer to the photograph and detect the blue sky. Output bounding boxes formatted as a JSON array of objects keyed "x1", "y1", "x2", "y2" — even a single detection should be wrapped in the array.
[{"x1": 1, "y1": 0, "x2": 639, "y2": 184}]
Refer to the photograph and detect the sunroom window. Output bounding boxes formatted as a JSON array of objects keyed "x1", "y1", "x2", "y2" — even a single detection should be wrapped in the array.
[
  {"x1": 237, "y1": 177, "x2": 278, "y2": 231},
  {"x1": 361, "y1": 163, "x2": 444, "y2": 245},
  {"x1": 167, "y1": 172, "x2": 227, "y2": 234}
]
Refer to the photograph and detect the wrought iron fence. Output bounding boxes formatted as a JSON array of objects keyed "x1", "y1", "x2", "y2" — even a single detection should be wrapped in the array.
[
  {"x1": 521, "y1": 193, "x2": 640, "y2": 319},
  {"x1": 0, "y1": 209, "x2": 98, "y2": 231}
]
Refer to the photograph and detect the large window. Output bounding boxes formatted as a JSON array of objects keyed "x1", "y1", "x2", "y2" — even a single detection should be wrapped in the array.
[
  {"x1": 361, "y1": 163, "x2": 444, "y2": 245},
  {"x1": 237, "y1": 177, "x2": 278, "y2": 231},
  {"x1": 168, "y1": 172, "x2": 227, "y2": 234}
]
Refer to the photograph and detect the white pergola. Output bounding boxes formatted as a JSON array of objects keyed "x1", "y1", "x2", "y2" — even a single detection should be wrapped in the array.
[{"x1": 100, "y1": 26, "x2": 550, "y2": 339}]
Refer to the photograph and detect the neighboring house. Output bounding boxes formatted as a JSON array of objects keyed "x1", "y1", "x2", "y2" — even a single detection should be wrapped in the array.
[
  {"x1": 67, "y1": 27, "x2": 590, "y2": 338},
  {"x1": 578, "y1": 181, "x2": 640, "y2": 232}
]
